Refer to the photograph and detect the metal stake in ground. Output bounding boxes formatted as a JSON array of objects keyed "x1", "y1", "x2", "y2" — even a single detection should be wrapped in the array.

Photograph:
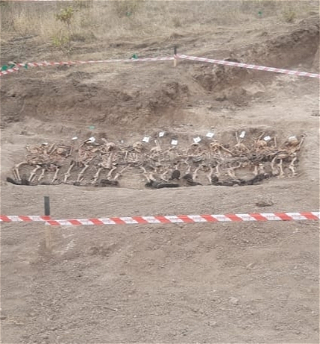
[
  {"x1": 174, "y1": 46, "x2": 178, "y2": 67},
  {"x1": 44, "y1": 196, "x2": 52, "y2": 250}
]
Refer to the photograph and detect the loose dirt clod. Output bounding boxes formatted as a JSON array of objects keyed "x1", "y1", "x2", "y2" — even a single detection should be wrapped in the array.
[{"x1": 255, "y1": 200, "x2": 274, "y2": 207}]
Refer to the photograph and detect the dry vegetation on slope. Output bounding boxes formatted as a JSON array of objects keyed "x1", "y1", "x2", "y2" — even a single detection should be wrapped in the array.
[{"x1": 1, "y1": 0, "x2": 319, "y2": 58}]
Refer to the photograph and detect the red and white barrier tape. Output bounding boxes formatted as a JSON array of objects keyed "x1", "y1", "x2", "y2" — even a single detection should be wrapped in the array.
[
  {"x1": 1, "y1": 54, "x2": 319, "y2": 79},
  {"x1": 1, "y1": 212, "x2": 319, "y2": 226},
  {"x1": 0, "y1": 57, "x2": 174, "y2": 77},
  {"x1": 0, "y1": 67, "x2": 20, "y2": 76},
  {"x1": 177, "y1": 54, "x2": 320, "y2": 79},
  {"x1": 0, "y1": 216, "x2": 51, "y2": 222}
]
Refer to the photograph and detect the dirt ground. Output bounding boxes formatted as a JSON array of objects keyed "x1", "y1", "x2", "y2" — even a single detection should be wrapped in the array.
[{"x1": 0, "y1": 4, "x2": 319, "y2": 344}]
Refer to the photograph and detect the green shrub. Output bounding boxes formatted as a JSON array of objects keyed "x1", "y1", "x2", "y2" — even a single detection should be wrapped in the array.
[
  {"x1": 52, "y1": 31, "x2": 71, "y2": 52},
  {"x1": 55, "y1": 6, "x2": 74, "y2": 27}
]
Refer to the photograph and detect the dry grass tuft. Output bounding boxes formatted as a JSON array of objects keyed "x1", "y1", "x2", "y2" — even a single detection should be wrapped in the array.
[
  {"x1": 113, "y1": 0, "x2": 145, "y2": 18},
  {"x1": 281, "y1": 6, "x2": 297, "y2": 23}
]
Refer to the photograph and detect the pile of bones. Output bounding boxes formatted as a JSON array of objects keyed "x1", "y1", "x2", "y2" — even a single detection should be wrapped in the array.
[{"x1": 8, "y1": 131, "x2": 304, "y2": 188}]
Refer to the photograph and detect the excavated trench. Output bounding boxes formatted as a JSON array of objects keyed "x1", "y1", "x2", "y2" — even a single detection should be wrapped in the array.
[
  {"x1": 6, "y1": 127, "x2": 305, "y2": 189},
  {"x1": 1, "y1": 16, "x2": 318, "y2": 189}
]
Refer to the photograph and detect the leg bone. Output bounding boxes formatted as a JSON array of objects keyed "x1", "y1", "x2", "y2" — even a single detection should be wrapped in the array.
[
  {"x1": 51, "y1": 166, "x2": 60, "y2": 183},
  {"x1": 28, "y1": 165, "x2": 41, "y2": 182},
  {"x1": 277, "y1": 159, "x2": 285, "y2": 178},
  {"x1": 64, "y1": 161, "x2": 75, "y2": 183},
  {"x1": 288, "y1": 157, "x2": 298, "y2": 177}
]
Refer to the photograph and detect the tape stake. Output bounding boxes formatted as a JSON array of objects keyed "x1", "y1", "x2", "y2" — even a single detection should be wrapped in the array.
[
  {"x1": 174, "y1": 46, "x2": 178, "y2": 67},
  {"x1": 44, "y1": 196, "x2": 50, "y2": 216}
]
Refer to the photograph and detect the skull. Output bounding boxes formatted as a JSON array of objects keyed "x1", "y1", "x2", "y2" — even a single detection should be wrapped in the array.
[
  {"x1": 255, "y1": 140, "x2": 267, "y2": 149},
  {"x1": 133, "y1": 141, "x2": 143, "y2": 152},
  {"x1": 106, "y1": 142, "x2": 116, "y2": 151},
  {"x1": 56, "y1": 147, "x2": 67, "y2": 155},
  {"x1": 285, "y1": 136, "x2": 299, "y2": 147},
  {"x1": 210, "y1": 140, "x2": 220, "y2": 150}
]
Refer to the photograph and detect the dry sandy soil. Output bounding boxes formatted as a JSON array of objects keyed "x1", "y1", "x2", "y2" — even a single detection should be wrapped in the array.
[{"x1": 0, "y1": 3, "x2": 319, "y2": 343}]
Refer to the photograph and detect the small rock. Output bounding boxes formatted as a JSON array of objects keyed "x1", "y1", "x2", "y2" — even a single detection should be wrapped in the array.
[
  {"x1": 255, "y1": 200, "x2": 274, "y2": 207},
  {"x1": 229, "y1": 297, "x2": 239, "y2": 305},
  {"x1": 0, "y1": 316, "x2": 7, "y2": 320},
  {"x1": 246, "y1": 262, "x2": 256, "y2": 269}
]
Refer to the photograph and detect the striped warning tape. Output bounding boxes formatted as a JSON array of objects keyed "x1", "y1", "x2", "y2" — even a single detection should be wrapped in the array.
[
  {"x1": 0, "y1": 215, "x2": 51, "y2": 222},
  {"x1": 177, "y1": 54, "x2": 320, "y2": 79},
  {"x1": 1, "y1": 54, "x2": 319, "y2": 79},
  {"x1": 0, "y1": 67, "x2": 20, "y2": 76},
  {"x1": 0, "y1": 212, "x2": 319, "y2": 226},
  {"x1": 0, "y1": 57, "x2": 174, "y2": 77}
]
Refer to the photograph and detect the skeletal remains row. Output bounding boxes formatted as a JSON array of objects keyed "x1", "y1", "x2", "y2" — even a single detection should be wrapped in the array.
[{"x1": 8, "y1": 131, "x2": 304, "y2": 188}]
